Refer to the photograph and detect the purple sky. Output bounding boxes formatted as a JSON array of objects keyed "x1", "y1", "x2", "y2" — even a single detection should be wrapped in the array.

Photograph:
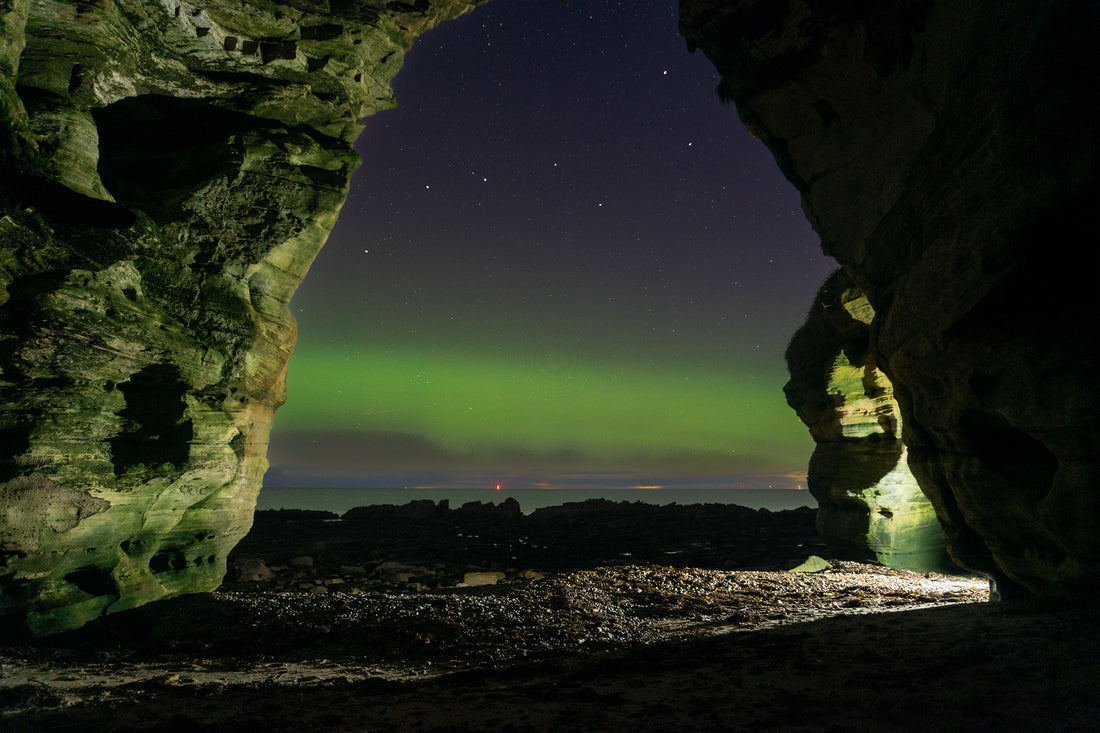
[{"x1": 266, "y1": 0, "x2": 836, "y2": 490}]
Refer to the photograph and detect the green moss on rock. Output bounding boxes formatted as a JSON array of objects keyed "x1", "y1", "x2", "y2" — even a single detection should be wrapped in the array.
[
  {"x1": 786, "y1": 271, "x2": 950, "y2": 572},
  {"x1": 1, "y1": 0, "x2": 486, "y2": 636}
]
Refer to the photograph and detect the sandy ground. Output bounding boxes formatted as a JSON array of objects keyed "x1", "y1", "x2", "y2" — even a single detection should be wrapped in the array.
[{"x1": 2, "y1": 505, "x2": 1098, "y2": 731}]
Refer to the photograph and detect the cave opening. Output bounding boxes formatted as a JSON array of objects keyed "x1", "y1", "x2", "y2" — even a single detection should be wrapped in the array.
[
  {"x1": 265, "y1": 0, "x2": 836, "y2": 504},
  {"x1": 93, "y1": 96, "x2": 259, "y2": 225},
  {"x1": 108, "y1": 363, "x2": 194, "y2": 477},
  {"x1": 63, "y1": 566, "x2": 118, "y2": 598}
]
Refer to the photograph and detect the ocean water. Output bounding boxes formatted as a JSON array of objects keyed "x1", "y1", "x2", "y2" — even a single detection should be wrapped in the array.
[{"x1": 256, "y1": 486, "x2": 815, "y2": 516}]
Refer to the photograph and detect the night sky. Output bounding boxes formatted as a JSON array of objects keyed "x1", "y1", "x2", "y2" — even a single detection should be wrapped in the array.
[{"x1": 266, "y1": 0, "x2": 837, "y2": 490}]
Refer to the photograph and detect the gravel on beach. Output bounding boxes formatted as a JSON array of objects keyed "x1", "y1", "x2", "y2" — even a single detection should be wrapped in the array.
[{"x1": 2, "y1": 502, "x2": 1096, "y2": 732}]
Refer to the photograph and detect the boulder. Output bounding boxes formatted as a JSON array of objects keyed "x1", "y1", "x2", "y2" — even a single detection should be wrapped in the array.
[
  {"x1": 462, "y1": 571, "x2": 506, "y2": 587},
  {"x1": 789, "y1": 556, "x2": 831, "y2": 574},
  {"x1": 231, "y1": 557, "x2": 274, "y2": 583}
]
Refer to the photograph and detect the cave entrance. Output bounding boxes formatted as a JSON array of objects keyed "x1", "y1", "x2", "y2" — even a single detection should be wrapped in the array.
[
  {"x1": 109, "y1": 363, "x2": 194, "y2": 476},
  {"x1": 265, "y1": 0, "x2": 834, "y2": 507}
]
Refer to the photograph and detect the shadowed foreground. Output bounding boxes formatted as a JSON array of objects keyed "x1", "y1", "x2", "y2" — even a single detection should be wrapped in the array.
[{"x1": 2, "y1": 504, "x2": 1096, "y2": 731}]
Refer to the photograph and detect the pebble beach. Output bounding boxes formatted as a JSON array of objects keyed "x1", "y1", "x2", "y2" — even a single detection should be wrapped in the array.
[{"x1": 3, "y1": 501, "x2": 1097, "y2": 731}]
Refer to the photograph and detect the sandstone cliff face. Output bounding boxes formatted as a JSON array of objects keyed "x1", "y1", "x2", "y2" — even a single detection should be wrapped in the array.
[
  {"x1": 681, "y1": 0, "x2": 1100, "y2": 597},
  {"x1": 0, "y1": 0, "x2": 483, "y2": 635},
  {"x1": 785, "y1": 270, "x2": 947, "y2": 571}
]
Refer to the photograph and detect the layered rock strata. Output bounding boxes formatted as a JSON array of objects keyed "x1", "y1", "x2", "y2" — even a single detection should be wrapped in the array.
[
  {"x1": 785, "y1": 270, "x2": 947, "y2": 571},
  {"x1": 681, "y1": 0, "x2": 1100, "y2": 597},
  {"x1": 0, "y1": 0, "x2": 483, "y2": 635}
]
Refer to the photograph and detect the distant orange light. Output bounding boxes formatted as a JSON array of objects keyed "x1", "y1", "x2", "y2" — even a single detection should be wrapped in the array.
[
  {"x1": 495, "y1": 483, "x2": 501, "y2": 491},
  {"x1": 630, "y1": 485, "x2": 663, "y2": 490}
]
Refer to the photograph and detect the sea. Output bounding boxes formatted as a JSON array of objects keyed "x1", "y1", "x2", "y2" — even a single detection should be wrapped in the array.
[{"x1": 257, "y1": 483, "x2": 816, "y2": 516}]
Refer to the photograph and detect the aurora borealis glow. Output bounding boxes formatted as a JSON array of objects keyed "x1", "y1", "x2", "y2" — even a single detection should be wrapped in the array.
[
  {"x1": 274, "y1": 346, "x2": 805, "y2": 472},
  {"x1": 266, "y1": 0, "x2": 837, "y2": 489}
]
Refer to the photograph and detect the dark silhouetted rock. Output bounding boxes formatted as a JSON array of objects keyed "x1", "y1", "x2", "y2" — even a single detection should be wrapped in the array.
[
  {"x1": 227, "y1": 498, "x2": 825, "y2": 587},
  {"x1": 255, "y1": 509, "x2": 339, "y2": 522},
  {"x1": 343, "y1": 499, "x2": 450, "y2": 522},
  {"x1": 230, "y1": 557, "x2": 274, "y2": 583},
  {"x1": 681, "y1": 0, "x2": 1100, "y2": 597}
]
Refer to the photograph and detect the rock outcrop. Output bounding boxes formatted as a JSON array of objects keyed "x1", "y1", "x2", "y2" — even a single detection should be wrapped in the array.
[
  {"x1": 233, "y1": 499, "x2": 823, "y2": 587},
  {"x1": 0, "y1": 0, "x2": 484, "y2": 635},
  {"x1": 785, "y1": 270, "x2": 947, "y2": 571},
  {"x1": 681, "y1": 0, "x2": 1100, "y2": 597}
]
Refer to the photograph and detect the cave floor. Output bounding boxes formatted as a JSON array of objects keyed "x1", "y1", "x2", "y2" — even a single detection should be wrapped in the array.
[
  {"x1": 2, "y1": 505, "x2": 1097, "y2": 731},
  {"x1": 3, "y1": 564, "x2": 1097, "y2": 732}
]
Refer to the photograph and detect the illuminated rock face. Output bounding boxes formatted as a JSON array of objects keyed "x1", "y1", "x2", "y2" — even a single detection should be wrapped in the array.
[
  {"x1": 785, "y1": 271, "x2": 947, "y2": 571},
  {"x1": 0, "y1": 0, "x2": 483, "y2": 635},
  {"x1": 681, "y1": 0, "x2": 1100, "y2": 597}
]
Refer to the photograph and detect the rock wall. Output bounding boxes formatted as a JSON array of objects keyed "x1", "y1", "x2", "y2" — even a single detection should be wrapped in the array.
[
  {"x1": 680, "y1": 0, "x2": 1100, "y2": 597},
  {"x1": 0, "y1": 0, "x2": 484, "y2": 635},
  {"x1": 785, "y1": 270, "x2": 947, "y2": 571}
]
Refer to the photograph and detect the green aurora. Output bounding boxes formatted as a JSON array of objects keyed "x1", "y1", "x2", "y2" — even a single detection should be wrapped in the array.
[{"x1": 274, "y1": 344, "x2": 814, "y2": 476}]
